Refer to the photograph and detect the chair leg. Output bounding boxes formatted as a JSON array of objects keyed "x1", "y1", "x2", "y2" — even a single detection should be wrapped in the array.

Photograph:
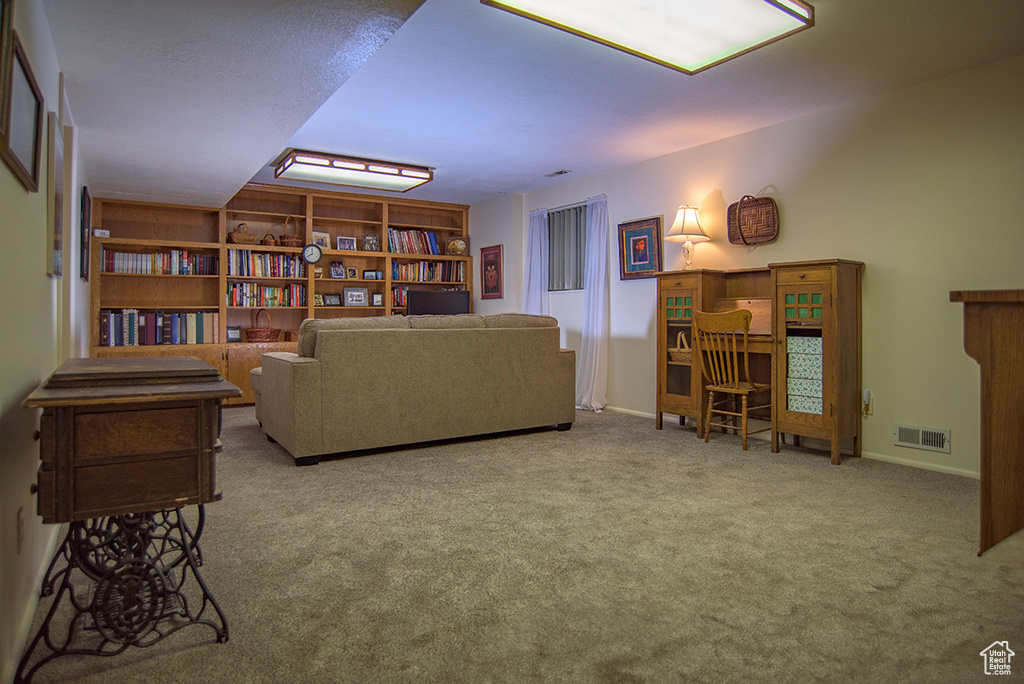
[
  {"x1": 704, "y1": 390, "x2": 713, "y2": 443},
  {"x1": 741, "y1": 395, "x2": 749, "y2": 450}
]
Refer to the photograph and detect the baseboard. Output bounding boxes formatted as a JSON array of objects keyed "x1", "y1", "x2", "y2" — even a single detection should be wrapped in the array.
[
  {"x1": 6, "y1": 524, "x2": 64, "y2": 684},
  {"x1": 603, "y1": 407, "x2": 979, "y2": 479}
]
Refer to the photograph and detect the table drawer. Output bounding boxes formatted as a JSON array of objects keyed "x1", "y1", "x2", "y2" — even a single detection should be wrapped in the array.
[{"x1": 775, "y1": 268, "x2": 830, "y2": 285}]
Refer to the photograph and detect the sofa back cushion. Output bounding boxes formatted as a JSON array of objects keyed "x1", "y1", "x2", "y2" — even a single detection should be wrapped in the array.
[
  {"x1": 407, "y1": 314, "x2": 485, "y2": 329},
  {"x1": 482, "y1": 313, "x2": 558, "y2": 328},
  {"x1": 297, "y1": 315, "x2": 410, "y2": 357}
]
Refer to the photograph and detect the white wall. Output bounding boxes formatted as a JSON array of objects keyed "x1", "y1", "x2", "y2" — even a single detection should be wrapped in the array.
[
  {"x1": 0, "y1": 1, "x2": 87, "y2": 680},
  {"x1": 468, "y1": 192, "x2": 522, "y2": 314},
  {"x1": 471, "y1": 53, "x2": 1024, "y2": 477}
]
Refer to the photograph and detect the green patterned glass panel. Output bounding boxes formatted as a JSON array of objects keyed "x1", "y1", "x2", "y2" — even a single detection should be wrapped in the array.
[
  {"x1": 684, "y1": 308, "x2": 692, "y2": 317},
  {"x1": 666, "y1": 308, "x2": 675, "y2": 318},
  {"x1": 786, "y1": 307, "x2": 796, "y2": 318},
  {"x1": 684, "y1": 296, "x2": 692, "y2": 305},
  {"x1": 799, "y1": 307, "x2": 809, "y2": 318},
  {"x1": 785, "y1": 294, "x2": 795, "y2": 305},
  {"x1": 811, "y1": 307, "x2": 822, "y2": 318},
  {"x1": 676, "y1": 309, "x2": 684, "y2": 317},
  {"x1": 667, "y1": 297, "x2": 674, "y2": 307},
  {"x1": 811, "y1": 292, "x2": 822, "y2": 304},
  {"x1": 798, "y1": 293, "x2": 808, "y2": 304}
]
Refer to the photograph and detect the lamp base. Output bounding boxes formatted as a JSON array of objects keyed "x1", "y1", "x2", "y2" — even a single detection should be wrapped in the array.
[{"x1": 682, "y1": 237, "x2": 695, "y2": 270}]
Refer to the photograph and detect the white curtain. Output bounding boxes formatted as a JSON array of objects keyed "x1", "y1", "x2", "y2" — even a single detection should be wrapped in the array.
[
  {"x1": 576, "y1": 194, "x2": 609, "y2": 411},
  {"x1": 522, "y1": 208, "x2": 549, "y2": 315}
]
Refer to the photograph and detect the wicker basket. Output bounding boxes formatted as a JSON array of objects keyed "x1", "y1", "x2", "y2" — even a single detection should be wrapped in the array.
[
  {"x1": 228, "y1": 222, "x2": 261, "y2": 245},
  {"x1": 279, "y1": 216, "x2": 304, "y2": 248},
  {"x1": 245, "y1": 308, "x2": 281, "y2": 342},
  {"x1": 668, "y1": 330, "x2": 691, "y2": 363}
]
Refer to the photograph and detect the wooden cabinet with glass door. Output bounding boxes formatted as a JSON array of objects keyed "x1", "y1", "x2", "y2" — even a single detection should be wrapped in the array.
[
  {"x1": 656, "y1": 271, "x2": 702, "y2": 431},
  {"x1": 770, "y1": 259, "x2": 864, "y2": 464}
]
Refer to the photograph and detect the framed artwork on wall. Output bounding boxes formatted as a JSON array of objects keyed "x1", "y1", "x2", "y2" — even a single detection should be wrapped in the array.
[
  {"x1": 480, "y1": 244, "x2": 503, "y2": 299},
  {"x1": 1, "y1": 31, "x2": 44, "y2": 192},
  {"x1": 617, "y1": 215, "x2": 663, "y2": 280},
  {"x1": 47, "y1": 111, "x2": 64, "y2": 277},
  {"x1": 0, "y1": 0, "x2": 12, "y2": 140},
  {"x1": 80, "y1": 186, "x2": 91, "y2": 280}
]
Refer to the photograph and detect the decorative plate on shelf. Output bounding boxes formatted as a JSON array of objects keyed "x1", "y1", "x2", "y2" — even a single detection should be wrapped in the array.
[{"x1": 446, "y1": 237, "x2": 469, "y2": 256}]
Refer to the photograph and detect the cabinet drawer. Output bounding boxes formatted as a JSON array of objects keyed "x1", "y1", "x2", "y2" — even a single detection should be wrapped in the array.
[
  {"x1": 660, "y1": 276, "x2": 699, "y2": 289},
  {"x1": 775, "y1": 269, "x2": 830, "y2": 285}
]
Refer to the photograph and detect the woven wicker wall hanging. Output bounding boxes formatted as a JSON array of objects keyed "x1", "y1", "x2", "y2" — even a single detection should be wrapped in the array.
[{"x1": 727, "y1": 195, "x2": 779, "y2": 246}]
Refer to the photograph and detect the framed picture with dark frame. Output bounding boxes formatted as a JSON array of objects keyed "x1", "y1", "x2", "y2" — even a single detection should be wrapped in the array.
[
  {"x1": 480, "y1": 244, "x2": 503, "y2": 299},
  {"x1": 322, "y1": 293, "x2": 341, "y2": 306},
  {"x1": 371, "y1": 292, "x2": 384, "y2": 307},
  {"x1": 80, "y1": 186, "x2": 91, "y2": 280},
  {"x1": 1, "y1": 31, "x2": 44, "y2": 192},
  {"x1": 330, "y1": 260, "x2": 345, "y2": 278},
  {"x1": 617, "y1": 215, "x2": 663, "y2": 280},
  {"x1": 0, "y1": 0, "x2": 13, "y2": 140}
]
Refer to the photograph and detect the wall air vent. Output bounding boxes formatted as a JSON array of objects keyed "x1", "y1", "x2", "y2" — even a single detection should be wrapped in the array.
[{"x1": 893, "y1": 423, "x2": 951, "y2": 453}]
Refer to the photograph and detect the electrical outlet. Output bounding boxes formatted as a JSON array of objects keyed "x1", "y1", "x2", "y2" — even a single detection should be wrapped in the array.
[
  {"x1": 864, "y1": 395, "x2": 873, "y2": 416},
  {"x1": 17, "y1": 506, "x2": 25, "y2": 554}
]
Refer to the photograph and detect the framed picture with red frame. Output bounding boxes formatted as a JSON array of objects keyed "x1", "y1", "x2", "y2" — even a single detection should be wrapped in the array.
[{"x1": 480, "y1": 244, "x2": 503, "y2": 299}]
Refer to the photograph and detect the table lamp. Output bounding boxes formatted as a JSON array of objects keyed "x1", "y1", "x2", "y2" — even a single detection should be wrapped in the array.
[{"x1": 666, "y1": 205, "x2": 710, "y2": 269}]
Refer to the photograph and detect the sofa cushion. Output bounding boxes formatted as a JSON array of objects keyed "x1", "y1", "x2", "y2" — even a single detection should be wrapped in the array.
[
  {"x1": 297, "y1": 315, "x2": 410, "y2": 357},
  {"x1": 407, "y1": 314, "x2": 485, "y2": 329},
  {"x1": 482, "y1": 313, "x2": 558, "y2": 328}
]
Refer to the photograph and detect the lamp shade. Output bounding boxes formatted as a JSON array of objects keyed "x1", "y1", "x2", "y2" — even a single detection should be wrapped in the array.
[{"x1": 666, "y1": 206, "x2": 710, "y2": 242}]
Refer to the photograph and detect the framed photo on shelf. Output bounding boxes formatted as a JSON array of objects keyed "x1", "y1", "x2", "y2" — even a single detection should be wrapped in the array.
[
  {"x1": 617, "y1": 216, "x2": 663, "y2": 280},
  {"x1": 445, "y1": 236, "x2": 469, "y2": 256},
  {"x1": 323, "y1": 293, "x2": 341, "y2": 306},
  {"x1": 347, "y1": 267, "x2": 357, "y2": 279},
  {"x1": 314, "y1": 293, "x2": 324, "y2": 306},
  {"x1": 344, "y1": 287, "x2": 368, "y2": 306},
  {"x1": 480, "y1": 244, "x2": 503, "y2": 299},
  {"x1": 362, "y1": 234, "x2": 380, "y2": 251},
  {"x1": 337, "y1": 236, "x2": 356, "y2": 251},
  {"x1": 80, "y1": 186, "x2": 91, "y2": 281},
  {"x1": 330, "y1": 261, "x2": 345, "y2": 278},
  {"x1": 312, "y1": 231, "x2": 330, "y2": 249},
  {"x1": 1, "y1": 32, "x2": 45, "y2": 193},
  {"x1": 371, "y1": 292, "x2": 384, "y2": 307},
  {"x1": 362, "y1": 270, "x2": 376, "y2": 280}
]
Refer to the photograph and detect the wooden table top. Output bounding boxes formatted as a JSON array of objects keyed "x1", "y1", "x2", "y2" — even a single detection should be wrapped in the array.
[{"x1": 23, "y1": 356, "x2": 241, "y2": 408}]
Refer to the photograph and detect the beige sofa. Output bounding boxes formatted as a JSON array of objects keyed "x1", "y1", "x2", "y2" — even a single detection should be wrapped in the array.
[{"x1": 250, "y1": 313, "x2": 576, "y2": 465}]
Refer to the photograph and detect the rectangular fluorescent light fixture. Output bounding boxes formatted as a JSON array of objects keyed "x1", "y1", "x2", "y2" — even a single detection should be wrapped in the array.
[
  {"x1": 482, "y1": 0, "x2": 814, "y2": 75},
  {"x1": 274, "y1": 150, "x2": 433, "y2": 192}
]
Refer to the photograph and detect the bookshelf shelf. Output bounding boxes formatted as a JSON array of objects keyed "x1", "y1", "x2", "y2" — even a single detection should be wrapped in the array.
[{"x1": 91, "y1": 185, "x2": 471, "y2": 404}]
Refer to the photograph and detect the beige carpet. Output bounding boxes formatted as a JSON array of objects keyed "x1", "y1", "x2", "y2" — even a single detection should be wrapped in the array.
[{"x1": 21, "y1": 407, "x2": 1024, "y2": 683}]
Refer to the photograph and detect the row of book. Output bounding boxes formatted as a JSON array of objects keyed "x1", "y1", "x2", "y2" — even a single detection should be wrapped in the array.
[
  {"x1": 387, "y1": 229, "x2": 442, "y2": 255},
  {"x1": 99, "y1": 309, "x2": 219, "y2": 346},
  {"x1": 101, "y1": 247, "x2": 217, "y2": 275},
  {"x1": 391, "y1": 260, "x2": 465, "y2": 283},
  {"x1": 226, "y1": 249, "x2": 305, "y2": 278},
  {"x1": 227, "y1": 282, "x2": 306, "y2": 308}
]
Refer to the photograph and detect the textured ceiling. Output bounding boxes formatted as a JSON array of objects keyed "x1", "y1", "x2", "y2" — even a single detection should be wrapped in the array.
[{"x1": 44, "y1": 0, "x2": 1024, "y2": 207}]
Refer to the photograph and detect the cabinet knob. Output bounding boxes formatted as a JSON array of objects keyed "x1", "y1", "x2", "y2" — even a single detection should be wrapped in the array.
[{"x1": 798, "y1": 273, "x2": 806, "y2": 279}]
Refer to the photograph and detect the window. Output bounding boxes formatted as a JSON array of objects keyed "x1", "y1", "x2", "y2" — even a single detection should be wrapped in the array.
[{"x1": 548, "y1": 203, "x2": 586, "y2": 291}]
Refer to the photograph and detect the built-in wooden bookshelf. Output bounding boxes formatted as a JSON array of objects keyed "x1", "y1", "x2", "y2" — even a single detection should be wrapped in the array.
[{"x1": 90, "y1": 184, "x2": 471, "y2": 403}]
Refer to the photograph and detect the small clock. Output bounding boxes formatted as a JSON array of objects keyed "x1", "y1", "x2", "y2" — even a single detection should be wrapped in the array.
[
  {"x1": 302, "y1": 243, "x2": 323, "y2": 264},
  {"x1": 446, "y1": 236, "x2": 469, "y2": 256}
]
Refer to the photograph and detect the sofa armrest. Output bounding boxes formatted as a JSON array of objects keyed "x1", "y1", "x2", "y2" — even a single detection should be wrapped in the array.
[{"x1": 256, "y1": 352, "x2": 323, "y2": 461}]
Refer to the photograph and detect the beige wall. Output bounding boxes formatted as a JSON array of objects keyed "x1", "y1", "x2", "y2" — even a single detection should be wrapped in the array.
[
  {"x1": 0, "y1": 0, "x2": 85, "y2": 680},
  {"x1": 472, "y1": 53, "x2": 1024, "y2": 477}
]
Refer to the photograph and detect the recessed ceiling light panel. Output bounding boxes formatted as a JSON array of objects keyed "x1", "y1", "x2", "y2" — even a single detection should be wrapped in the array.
[
  {"x1": 274, "y1": 150, "x2": 434, "y2": 192},
  {"x1": 483, "y1": 0, "x2": 814, "y2": 75}
]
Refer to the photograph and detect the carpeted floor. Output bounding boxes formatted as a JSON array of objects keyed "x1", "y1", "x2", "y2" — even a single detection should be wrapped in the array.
[{"x1": 21, "y1": 407, "x2": 1024, "y2": 683}]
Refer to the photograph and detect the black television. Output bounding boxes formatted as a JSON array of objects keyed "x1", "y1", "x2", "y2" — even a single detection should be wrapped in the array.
[{"x1": 406, "y1": 289, "x2": 471, "y2": 316}]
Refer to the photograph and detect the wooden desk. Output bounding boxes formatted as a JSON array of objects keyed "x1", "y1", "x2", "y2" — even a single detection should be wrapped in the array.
[
  {"x1": 657, "y1": 260, "x2": 863, "y2": 464},
  {"x1": 17, "y1": 356, "x2": 240, "y2": 682},
  {"x1": 950, "y1": 289, "x2": 1024, "y2": 554},
  {"x1": 25, "y1": 356, "x2": 241, "y2": 522}
]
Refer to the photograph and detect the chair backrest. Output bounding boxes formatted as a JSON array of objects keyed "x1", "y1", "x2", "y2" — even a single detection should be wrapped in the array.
[{"x1": 692, "y1": 309, "x2": 762, "y2": 389}]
